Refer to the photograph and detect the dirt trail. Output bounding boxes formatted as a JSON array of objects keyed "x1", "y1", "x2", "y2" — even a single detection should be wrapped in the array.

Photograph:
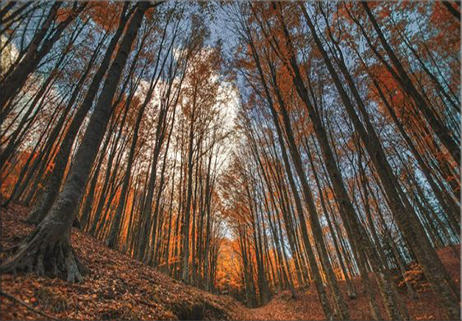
[
  {"x1": 239, "y1": 243, "x2": 460, "y2": 321},
  {"x1": 1, "y1": 204, "x2": 460, "y2": 320},
  {"x1": 241, "y1": 292, "x2": 317, "y2": 320}
]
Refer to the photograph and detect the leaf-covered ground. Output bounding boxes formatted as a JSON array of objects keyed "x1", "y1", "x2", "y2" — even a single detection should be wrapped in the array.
[
  {"x1": 1, "y1": 203, "x2": 460, "y2": 320},
  {"x1": 1, "y1": 204, "x2": 245, "y2": 320},
  {"x1": 241, "y1": 246, "x2": 460, "y2": 320}
]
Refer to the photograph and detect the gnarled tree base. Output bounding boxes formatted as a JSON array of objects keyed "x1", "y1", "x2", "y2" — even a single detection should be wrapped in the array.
[{"x1": 1, "y1": 226, "x2": 88, "y2": 282}]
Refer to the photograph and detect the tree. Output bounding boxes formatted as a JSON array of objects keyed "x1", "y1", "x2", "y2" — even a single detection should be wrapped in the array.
[{"x1": 1, "y1": 2, "x2": 152, "y2": 281}]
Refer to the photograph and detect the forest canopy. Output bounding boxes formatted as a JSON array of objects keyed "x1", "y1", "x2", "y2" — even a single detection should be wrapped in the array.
[{"x1": 0, "y1": 1, "x2": 460, "y2": 320}]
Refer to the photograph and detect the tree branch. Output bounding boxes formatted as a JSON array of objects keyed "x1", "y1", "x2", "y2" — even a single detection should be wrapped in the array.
[{"x1": 0, "y1": 290, "x2": 59, "y2": 320}]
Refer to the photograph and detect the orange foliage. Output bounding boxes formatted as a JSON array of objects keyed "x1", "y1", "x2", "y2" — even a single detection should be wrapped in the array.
[
  {"x1": 86, "y1": 2, "x2": 123, "y2": 31},
  {"x1": 56, "y1": 7, "x2": 74, "y2": 23}
]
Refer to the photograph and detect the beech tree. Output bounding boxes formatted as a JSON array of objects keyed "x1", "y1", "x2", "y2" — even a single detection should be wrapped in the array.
[
  {"x1": 1, "y1": 1, "x2": 153, "y2": 281},
  {"x1": 0, "y1": 2, "x2": 459, "y2": 320}
]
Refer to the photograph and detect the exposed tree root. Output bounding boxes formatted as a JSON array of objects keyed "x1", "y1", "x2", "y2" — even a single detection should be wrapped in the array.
[
  {"x1": 1, "y1": 290, "x2": 59, "y2": 320},
  {"x1": 25, "y1": 209, "x2": 42, "y2": 224},
  {"x1": 1, "y1": 243, "x2": 20, "y2": 253},
  {"x1": 1, "y1": 225, "x2": 87, "y2": 282}
]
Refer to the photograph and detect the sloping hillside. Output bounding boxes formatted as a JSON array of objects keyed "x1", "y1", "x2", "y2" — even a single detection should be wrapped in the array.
[
  {"x1": 1, "y1": 204, "x2": 459, "y2": 321},
  {"x1": 1, "y1": 204, "x2": 246, "y2": 320},
  {"x1": 243, "y1": 245, "x2": 460, "y2": 321}
]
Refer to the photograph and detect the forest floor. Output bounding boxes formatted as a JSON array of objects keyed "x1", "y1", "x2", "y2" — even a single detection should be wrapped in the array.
[
  {"x1": 1, "y1": 204, "x2": 243, "y2": 320},
  {"x1": 1, "y1": 203, "x2": 460, "y2": 320},
  {"x1": 241, "y1": 244, "x2": 460, "y2": 321}
]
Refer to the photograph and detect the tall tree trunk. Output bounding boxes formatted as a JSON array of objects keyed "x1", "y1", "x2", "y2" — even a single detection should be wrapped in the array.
[
  {"x1": 25, "y1": 4, "x2": 131, "y2": 224},
  {"x1": 302, "y1": 3, "x2": 460, "y2": 318},
  {"x1": 1, "y1": 2, "x2": 150, "y2": 281}
]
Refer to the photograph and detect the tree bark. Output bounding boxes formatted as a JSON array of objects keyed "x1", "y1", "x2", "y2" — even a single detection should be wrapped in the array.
[{"x1": 1, "y1": 2, "x2": 150, "y2": 281}]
